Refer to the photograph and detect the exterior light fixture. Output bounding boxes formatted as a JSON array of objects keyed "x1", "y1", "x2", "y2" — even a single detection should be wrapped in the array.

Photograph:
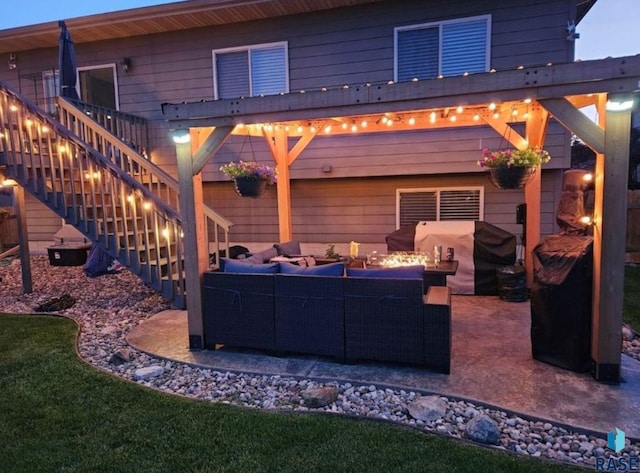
[
  {"x1": 120, "y1": 57, "x2": 132, "y2": 73},
  {"x1": 583, "y1": 172, "x2": 593, "y2": 182},
  {"x1": 488, "y1": 102, "x2": 496, "y2": 111},
  {"x1": 580, "y1": 215, "x2": 594, "y2": 226},
  {"x1": 408, "y1": 117, "x2": 415, "y2": 125},
  {"x1": 605, "y1": 98, "x2": 634, "y2": 112},
  {"x1": 456, "y1": 106, "x2": 464, "y2": 113},
  {"x1": 324, "y1": 125, "x2": 331, "y2": 134},
  {"x1": 171, "y1": 131, "x2": 191, "y2": 144}
]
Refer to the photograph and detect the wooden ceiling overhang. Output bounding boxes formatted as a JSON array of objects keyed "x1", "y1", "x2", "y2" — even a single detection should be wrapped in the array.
[
  {"x1": 0, "y1": 0, "x2": 385, "y2": 54},
  {"x1": 0, "y1": 0, "x2": 596, "y2": 55}
]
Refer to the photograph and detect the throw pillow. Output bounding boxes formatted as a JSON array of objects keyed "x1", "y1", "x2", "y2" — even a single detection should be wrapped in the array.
[
  {"x1": 243, "y1": 247, "x2": 278, "y2": 264},
  {"x1": 221, "y1": 258, "x2": 280, "y2": 274},
  {"x1": 279, "y1": 261, "x2": 344, "y2": 276},
  {"x1": 273, "y1": 240, "x2": 302, "y2": 257},
  {"x1": 346, "y1": 265, "x2": 424, "y2": 279}
]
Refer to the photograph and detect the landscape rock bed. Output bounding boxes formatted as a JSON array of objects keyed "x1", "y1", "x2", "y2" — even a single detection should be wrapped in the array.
[{"x1": 1, "y1": 256, "x2": 639, "y2": 467}]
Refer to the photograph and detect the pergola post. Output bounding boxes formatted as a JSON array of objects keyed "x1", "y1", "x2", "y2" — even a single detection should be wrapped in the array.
[
  {"x1": 591, "y1": 94, "x2": 632, "y2": 383},
  {"x1": 174, "y1": 130, "x2": 208, "y2": 350},
  {"x1": 524, "y1": 107, "x2": 549, "y2": 287},
  {"x1": 269, "y1": 128, "x2": 293, "y2": 242}
]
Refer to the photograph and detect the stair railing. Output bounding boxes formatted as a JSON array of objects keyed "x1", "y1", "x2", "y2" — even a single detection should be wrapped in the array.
[
  {"x1": 57, "y1": 96, "x2": 232, "y2": 269},
  {"x1": 0, "y1": 81, "x2": 186, "y2": 303}
]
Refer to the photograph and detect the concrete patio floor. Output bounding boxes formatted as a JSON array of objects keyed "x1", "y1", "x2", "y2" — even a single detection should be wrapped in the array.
[{"x1": 127, "y1": 295, "x2": 640, "y2": 438}]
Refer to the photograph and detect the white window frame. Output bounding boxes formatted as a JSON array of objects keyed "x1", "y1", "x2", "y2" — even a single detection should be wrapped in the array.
[
  {"x1": 212, "y1": 41, "x2": 289, "y2": 99},
  {"x1": 393, "y1": 14, "x2": 491, "y2": 82},
  {"x1": 396, "y1": 186, "x2": 484, "y2": 229},
  {"x1": 77, "y1": 63, "x2": 120, "y2": 110}
]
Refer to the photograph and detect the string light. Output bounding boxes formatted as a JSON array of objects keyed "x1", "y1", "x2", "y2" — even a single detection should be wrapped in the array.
[
  {"x1": 361, "y1": 120, "x2": 367, "y2": 128},
  {"x1": 456, "y1": 106, "x2": 464, "y2": 113},
  {"x1": 324, "y1": 125, "x2": 331, "y2": 134},
  {"x1": 408, "y1": 117, "x2": 415, "y2": 125},
  {"x1": 342, "y1": 122, "x2": 348, "y2": 130},
  {"x1": 488, "y1": 103, "x2": 496, "y2": 111},
  {"x1": 473, "y1": 114, "x2": 480, "y2": 121},
  {"x1": 351, "y1": 123, "x2": 358, "y2": 132}
]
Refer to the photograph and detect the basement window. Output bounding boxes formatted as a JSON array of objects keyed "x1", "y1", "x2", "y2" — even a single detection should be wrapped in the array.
[
  {"x1": 394, "y1": 15, "x2": 491, "y2": 82},
  {"x1": 396, "y1": 187, "x2": 484, "y2": 228},
  {"x1": 213, "y1": 42, "x2": 289, "y2": 99}
]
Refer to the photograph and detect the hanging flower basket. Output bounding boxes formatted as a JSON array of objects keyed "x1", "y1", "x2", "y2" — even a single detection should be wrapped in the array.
[
  {"x1": 478, "y1": 147, "x2": 551, "y2": 190},
  {"x1": 488, "y1": 166, "x2": 536, "y2": 190},
  {"x1": 233, "y1": 177, "x2": 268, "y2": 198},
  {"x1": 220, "y1": 161, "x2": 277, "y2": 199}
]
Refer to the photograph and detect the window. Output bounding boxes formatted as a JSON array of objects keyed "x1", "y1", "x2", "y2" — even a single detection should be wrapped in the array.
[
  {"x1": 395, "y1": 15, "x2": 490, "y2": 82},
  {"x1": 77, "y1": 64, "x2": 119, "y2": 109},
  {"x1": 396, "y1": 187, "x2": 483, "y2": 228},
  {"x1": 213, "y1": 42, "x2": 288, "y2": 99}
]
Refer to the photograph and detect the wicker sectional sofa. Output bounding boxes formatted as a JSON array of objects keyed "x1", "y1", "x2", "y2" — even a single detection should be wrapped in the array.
[{"x1": 202, "y1": 263, "x2": 451, "y2": 374}]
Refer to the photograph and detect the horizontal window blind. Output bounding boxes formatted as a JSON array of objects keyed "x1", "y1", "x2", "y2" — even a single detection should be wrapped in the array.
[
  {"x1": 397, "y1": 27, "x2": 438, "y2": 81},
  {"x1": 441, "y1": 19, "x2": 488, "y2": 76},
  {"x1": 395, "y1": 15, "x2": 489, "y2": 81},
  {"x1": 399, "y1": 191, "x2": 437, "y2": 227},
  {"x1": 398, "y1": 188, "x2": 482, "y2": 227},
  {"x1": 216, "y1": 51, "x2": 250, "y2": 99},
  {"x1": 439, "y1": 190, "x2": 481, "y2": 220},
  {"x1": 251, "y1": 46, "x2": 287, "y2": 96}
]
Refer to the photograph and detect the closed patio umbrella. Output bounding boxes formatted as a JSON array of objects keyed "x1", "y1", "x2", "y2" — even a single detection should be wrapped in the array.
[{"x1": 58, "y1": 21, "x2": 79, "y2": 100}]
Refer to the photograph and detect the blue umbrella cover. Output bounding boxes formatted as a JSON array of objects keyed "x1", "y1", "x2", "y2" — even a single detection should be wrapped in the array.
[{"x1": 58, "y1": 21, "x2": 80, "y2": 100}]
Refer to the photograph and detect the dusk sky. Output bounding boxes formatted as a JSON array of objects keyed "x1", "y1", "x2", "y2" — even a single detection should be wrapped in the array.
[{"x1": 0, "y1": 0, "x2": 637, "y2": 61}]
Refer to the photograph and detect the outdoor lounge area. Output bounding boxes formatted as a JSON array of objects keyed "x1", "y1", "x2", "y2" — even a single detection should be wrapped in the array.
[
  {"x1": 203, "y1": 269, "x2": 452, "y2": 373},
  {"x1": 127, "y1": 293, "x2": 640, "y2": 438}
]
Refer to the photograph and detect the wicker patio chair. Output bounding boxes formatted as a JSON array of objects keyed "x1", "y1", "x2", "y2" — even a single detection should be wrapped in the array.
[
  {"x1": 274, "y1": 274, "x2": 345, "y2": 360},
  {"x1": 203, "y1": 272, "x2": 275, "y2": 351},
  {"x1": 344, "y1": 277, "x2": 425, "y2": 365}
]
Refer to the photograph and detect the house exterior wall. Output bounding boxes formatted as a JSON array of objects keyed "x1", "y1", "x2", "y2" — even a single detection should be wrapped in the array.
[
  {"x1": 0, "y1": 0, "x2": 578, "y2": 243},
  {"x1": 204, "y1": 169, "x2": 561, "y2": 246}
]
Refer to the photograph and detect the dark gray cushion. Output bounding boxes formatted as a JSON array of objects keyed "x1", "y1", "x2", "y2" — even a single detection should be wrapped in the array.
[
  {"x1": 274, "y1": 240, "x2": 301, "y2": 257},
  {"x1": 243, "y1": 247, "x2": 278, "y2": 264}
]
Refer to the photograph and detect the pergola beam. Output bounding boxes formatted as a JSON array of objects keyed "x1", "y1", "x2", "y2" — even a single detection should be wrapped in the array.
[
  {"x1": 191, "y1": 126, "x2": 234, "y2": 175},
  {"x1": 537, "y1": 98, "x2": 605, "y2": 153},
  {"x1": 162, "y1": 56, "x2": 640, "y2": 128}
]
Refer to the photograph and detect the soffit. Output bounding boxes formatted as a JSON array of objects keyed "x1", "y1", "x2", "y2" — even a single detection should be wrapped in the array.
[{"x1": 0, "y1": 0, "x2": 385, "y2": 54}]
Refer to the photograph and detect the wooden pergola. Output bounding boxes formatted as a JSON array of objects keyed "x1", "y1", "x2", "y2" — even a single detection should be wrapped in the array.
[{"x1": 165, "y1": 55, "x2": 640, "y2": 383}]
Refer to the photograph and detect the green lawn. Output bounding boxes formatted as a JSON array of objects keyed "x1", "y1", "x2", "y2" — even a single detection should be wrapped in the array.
[
  {"x1": 625, "y1": 265, "x2": 640, "y2": 332},
  {"x1": 0, "y1": 314, "x2": 582, "y2": 473}
]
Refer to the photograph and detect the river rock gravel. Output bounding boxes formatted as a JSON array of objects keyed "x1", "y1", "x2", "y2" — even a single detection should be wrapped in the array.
[{"x1": 1, "y1": 255, "x2": 639, "y2": 467}]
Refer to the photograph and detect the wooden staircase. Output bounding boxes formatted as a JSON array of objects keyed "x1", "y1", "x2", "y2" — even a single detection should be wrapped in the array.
[{"x1": 0, "y1": 81, "x2": 232, "y2": 309}]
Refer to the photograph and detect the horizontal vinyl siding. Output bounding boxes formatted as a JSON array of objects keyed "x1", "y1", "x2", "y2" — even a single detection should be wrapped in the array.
[
  {"x1": 25, "y1": 195, "x2": 63, "y2": 242},
  {"x1": 0, "y1": 0, "x2": 573, "y2": 241},
  {"x1": 203, "y1": 121, "x2": 570, "y2": 182},
  {"x1": 204, "y1": 170, "x2": 560, "y2": 245},
  {"x1": 2, "y1": 0, "x2": 574, "y2": 115}
]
